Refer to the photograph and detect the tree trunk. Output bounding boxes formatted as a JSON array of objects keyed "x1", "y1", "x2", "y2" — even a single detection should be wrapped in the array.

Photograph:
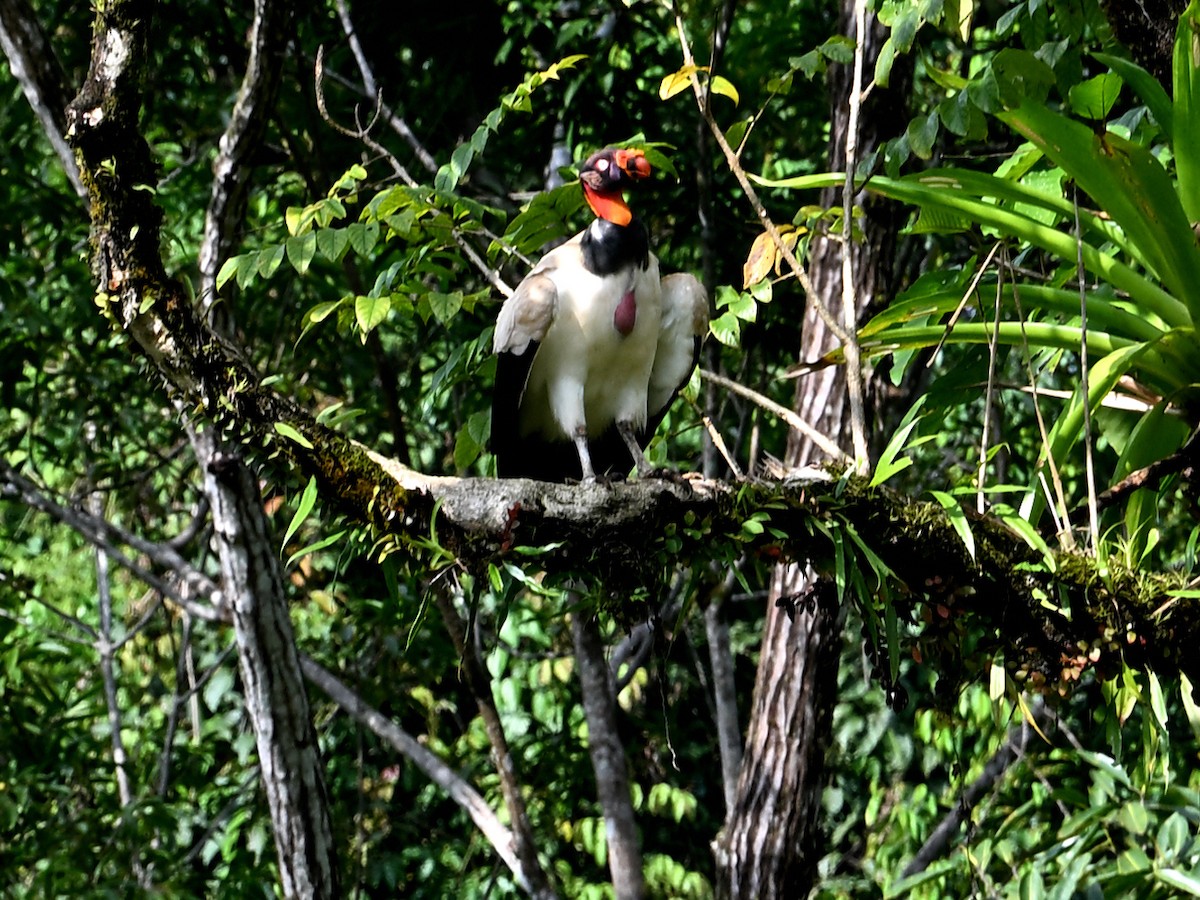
[
  {"x1": 573, "y1": 611, "x2": 646, "y2": 900},
  {"x1": 203, "y1": 432, "x2": 341, "y2": 898},
  {"x1": 713, "y1": 4, "x2": 911, "y2": 896},
  {"x1": 60, "y1": 3, "x2": 341, "y2": 894}
]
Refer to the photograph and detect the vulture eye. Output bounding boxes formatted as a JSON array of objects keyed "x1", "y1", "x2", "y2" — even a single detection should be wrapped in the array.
[{"x1": 594, "y1": 157, "x2": 610, "y2": 172}]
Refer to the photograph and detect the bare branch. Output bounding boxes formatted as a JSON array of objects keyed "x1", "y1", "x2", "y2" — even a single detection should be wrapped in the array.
[
  {"x1": 0, "y1": 458, "x2": 224, "y2": 620},
  {"x1": 300, "y1": 654, "x2": 557, "y2": 898},
  {"x1": 901, "y1": 699, "x2": 1054, "y2": 878},
  {"x1": 197, "y1": 0, "x2": 292, "y2": 321},
  {"x1": 700, "y1": 368, "x2": 849, "y2": 463},
  {"x1": 433, "y1": 578, "x2": 557, "y2": 899},
  {"x1": 838, "y1": 0, "x2": 871, "y2": 470},
  {"x1": 0, "y1": 0, "x2": 85, "y2": 198},
  {"x1": 331, "y1": 0, "x2": 439, "y2": 175},
  {"x1": 572, "y1": 611, "x2": 644, "y2": 900},
  {"x1": 705, "y1": 571, "x2": 742, "y2": 812}
]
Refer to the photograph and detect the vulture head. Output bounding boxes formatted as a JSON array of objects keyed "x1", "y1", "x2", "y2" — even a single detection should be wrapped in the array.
[{"x1": 579, "y1": 147, "x2": 652, "y2": 226}]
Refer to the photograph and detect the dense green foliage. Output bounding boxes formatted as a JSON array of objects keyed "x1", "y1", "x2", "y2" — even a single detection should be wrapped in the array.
[{"x1": 4, "y1": 0, "x2": 1200, "y2": 897}]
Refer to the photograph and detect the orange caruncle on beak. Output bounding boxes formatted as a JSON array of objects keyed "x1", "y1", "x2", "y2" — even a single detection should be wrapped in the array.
[{"x1": 614, "y1": 149, "x2": 651, "y2": 180}]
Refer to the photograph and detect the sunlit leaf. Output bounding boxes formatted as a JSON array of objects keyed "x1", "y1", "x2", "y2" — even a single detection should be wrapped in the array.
[
  {"x1": 742, "y1": 231, "x2": 777, "y2": 288},
  {"x1": 710, "y1": 75, "x2": 739, "y2": 105},
  {"x1": 273, "y1": 421, "x2": 313, "y2": 449},
  {"x1": 930, "y1": 489, "x2": 976, "y2": 562},
  {"x1": 659, "y1": 65, "x2": 705, "y2": 100},
  {"x1": 355, "y1": 294, "x2": 390, "y2": 337}
]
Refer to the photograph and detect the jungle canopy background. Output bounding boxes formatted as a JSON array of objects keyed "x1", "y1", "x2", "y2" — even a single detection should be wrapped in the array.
[{"x1": 3, "y1": 0, "x2": 1200, "y2": 897}]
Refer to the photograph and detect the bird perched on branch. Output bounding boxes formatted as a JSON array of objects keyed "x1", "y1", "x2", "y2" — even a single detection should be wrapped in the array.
[{"x1": 491, "y1": 146, "x2": 707, "y2": 483}]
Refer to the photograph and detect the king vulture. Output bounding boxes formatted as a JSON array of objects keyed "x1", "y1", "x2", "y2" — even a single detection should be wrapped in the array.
[{"x1": 491, "y1": 147, "x2": 708, "y2": 483}]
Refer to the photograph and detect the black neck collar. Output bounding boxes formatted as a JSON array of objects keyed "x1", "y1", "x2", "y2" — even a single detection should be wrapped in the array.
[{"x1": 581, "y1": 217, "x2": 650, "y2": 276}]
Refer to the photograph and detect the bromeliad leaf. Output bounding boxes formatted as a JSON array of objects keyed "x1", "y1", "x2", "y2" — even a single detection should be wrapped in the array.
[
  {"x1": 282, "y1": 476, "x2": 318, "y2": 553},
  {"x1": 274, "y1": 421, "x2": 314, "y2": 449},
  {"x1": 930, "y1": 489, "x2": 976, "y2": 562}
]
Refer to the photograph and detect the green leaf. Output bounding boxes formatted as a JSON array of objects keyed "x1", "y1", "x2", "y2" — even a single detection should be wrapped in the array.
[
  {"x1": 906, "y1": 111, "x2": 939, "y2": 160},
  {"x1": 256, "y1": 243, "x2": 285, "y2": 279},
  {"x1": 709, "y1": 310, "x2": 741, "y2": 346},
  {"x1": 870, "y1": 395, "x2": 928, "y2": 487},
  {"x1": 1024, "y1": 342, "x2": 1155, "y2": 523},
  {"x1": 216, "y1": 256, "x2": 241, "y2": 290},
  {"x1": 930, "y1": 489, "x2": 976, "y2": 562},
  {"x1": 355, "y1": 295, "x2": 390, "y2": 337},
  {"x1": 274, "y1": 421, "x2": 314, "y2": 449},
  {"x1": 1068, "y1": 72, "x2": 1124, "y2": 120},
  {"x1": 428, "y1": 290, "x2": 463, "y2": 324},
  {"x1": 710, "y1": 75, "x2": 739, "y2": 105},
  {"x1": 1174, "y1": 0, "x2": 1200, "y2": 221},
  {"x1": 285, "y1": 205, "x2": 303, "y2": 236},
  {"x1": 286, "y1": 529, "x2": 348, "y2": 569},
  {"x1": 991, "y1": 48, "x2": 1055, "y2": 109},
  {"x1": 725, "y1": 117, "x2": 753, "y2": 152},
  {"x1": 282, "y1": 476, "x2": 318, "y2": 551},
  {"x1": 315, "y1": 228, "x2": 349, "y2": 262},
  {"x1": 660, "y1": 64, "x2": 705, "y2": 100},
  {"x1": 1157, "y1": 869, "x2": 1200, "y2": 897},
  {"x1": 347, "y1": 221, "x2": 380, "y2": 257},
  {"x1": 235, "y1": 252, "x2": 258, "y2": 290},
  {"x1": 285, "y1": 232, "x2": 317, "y2": 276},
  {"x1": 759, "y1": 167, "x2": 1189, "y2": 327},
  {"x1": 203, "y1": 666, "x2": 234, "y2": 713},
  {"x1": 1001, "y1": 100, "x2": 1200, "y2": 320},
  {"x1": 1093, "y1": 51, "x2": 1173, "y2": 138}
]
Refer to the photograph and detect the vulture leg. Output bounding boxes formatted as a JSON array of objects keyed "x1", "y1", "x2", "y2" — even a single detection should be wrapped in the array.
[
  {"x1": 616, "y1": 420, "x2": 651, "y2": 477},
  {"x1": 573, "y1": 427, "x2": 597, "y2": 483}
]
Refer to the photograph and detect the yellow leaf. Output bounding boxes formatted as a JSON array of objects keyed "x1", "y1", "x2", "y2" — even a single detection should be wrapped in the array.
[
  {"x1": 774, "y1": 227, "x2": 801, "y2": 277},
  {"x1": 710, "y1": 75, "x2": 740, "y2": 105},
  {"x1": 1016, "y1": 693, "x2": 1051, "y2": 744},
  {"x1": 742, "y1": 231, "x2": 777, "y2": 288},
  {"x1": 659, "y1": 64, "x2": 707, "y2": 100}
]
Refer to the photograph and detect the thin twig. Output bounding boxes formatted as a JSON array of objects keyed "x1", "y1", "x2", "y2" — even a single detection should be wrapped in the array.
[
  {"x1": 700, "y1": 368, "x2": 849, "y2": 463},
  {"x1": 313, "y1": 46, "x2": 513, "y2": 298},
  {"x1": 839, "y1": 0, "x2": 871, "y2": 470},
  {"x1": 978, "y1": 259, "x2": 1004, "y2": 514},
  {"x1": 331, "y1": 0, "x2": 438, "y2": 174},
  {"x1": 0, "y1": 459, "x2": 225, "y2": 620},
  {"x1": 431, "y1": 573, "x2": 555, "y2": 898},
  {"x1": 1011, "y1": 279, "x2": 1074, "y2": 549},
  {"x1": 300, "y1": 653, "x2": 556, "y2": 898},
  {"x1": 673, "y1": 13, "x2": 851, "y2": 347},
  {"x1": 1074, "y1": 186, "x2": 1099, "y2": 553}
]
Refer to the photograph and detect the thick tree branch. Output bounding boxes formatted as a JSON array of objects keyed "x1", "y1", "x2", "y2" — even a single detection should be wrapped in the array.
[{"x1": 64, "y1": 5, "x2": 339, "y2": 896}]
